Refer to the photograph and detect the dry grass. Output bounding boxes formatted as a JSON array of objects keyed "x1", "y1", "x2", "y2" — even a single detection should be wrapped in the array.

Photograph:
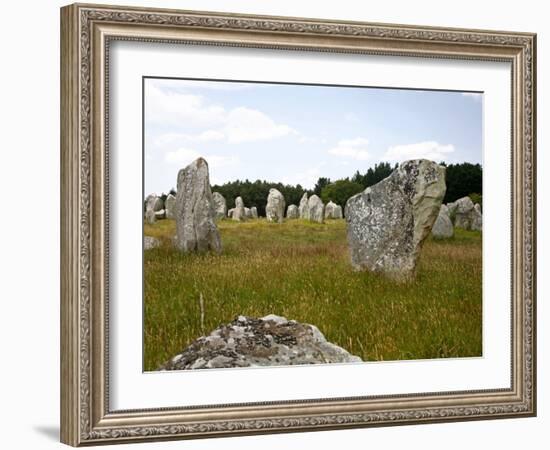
[{"x1": 143, "y1": 218, "x2": 482, "y2": 371}]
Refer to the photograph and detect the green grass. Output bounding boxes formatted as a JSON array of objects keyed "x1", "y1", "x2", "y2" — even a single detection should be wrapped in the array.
[{"x1": 144, "y1": 218, "x2": 482, "y2": 371}]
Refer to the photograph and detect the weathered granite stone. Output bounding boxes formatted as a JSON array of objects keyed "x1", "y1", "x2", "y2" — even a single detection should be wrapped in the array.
[
  {"x1": 266, "y1": 188, "x2": 285, "y2": 223},
  {"x1": 298, "y1": 193, "x2": 309, "y2": 219},
  {"x1": 286, "y1": 204, "x2": 298, "y2": 219},
  {"x1": 345, "y1": 159, "x2": 446, "y2": 281},
  {"x1": 227, "y1": 208, "x2": 235, "y2": 219},
  {"x1": 454, "y1": 196, "x2": 475, "y2": 229},
  {"x1": 145, "y1": 194, "x2": 164, "y2": 213},
  {"x1": 307, "y1": 195, "x2": 325, "y2": 223},
  {"x1": 165, "y1": 194, "x2": 176, "y2": 220},
  {"x1": 212, "y1": 192, "x2": 227, "y2": 220},
  {"x1": 144, "y1": 236, "x2": 160, "y2": 250},
  {"x1": 324, "y1": 201, "x2": 342, "y2": 219},
  {"x1": 154, "y1": 209, "x2": 166, "y2": 220},
  {"x1": 431, "y1": 205, "x2": 454, "y2": 239},
  {"x1": 471, "y1": 203, "x2": 482, "y2": 231},
  {"x1": 245, "y1": 207, "x2": 252, "y2": 219},
  {"x1": 145, "y1": 209, "x2": 156, "y2": 224},
  {"x1": 159, "y1": 315, "x2": 362, "y2": 370},
  {"x1": 175, "y1": 158, "x2": 222, "y2": 253},
  {"x1": 232, "y1": 196, "x2": 246, "y2": 221},
  {"x1": 250, "y1": 206, "x2": 258, "y2": 219}
]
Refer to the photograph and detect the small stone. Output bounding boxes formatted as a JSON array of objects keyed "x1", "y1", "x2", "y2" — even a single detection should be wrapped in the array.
[
  {"x1": 232, "y1": 197, "x2": 246, "y2": 221},
  {"x1": 307, "y1": 195, "x2": 324, "y2": 223},
  {"x1": 250, "y1": 206, "x2": 258, "y2": 219},
  {"x1": 324, "y1": 201, "x2": 342, "y2": 219},
  {"x1": 212, "y1": 192, "x2": 227, "y2": 220},
  {"x1": 432, "y1": 205, "x2": 454, "y2": 239},
  {"x1": 286, "y1": 204, "x2": 298, "y2": 219},
  {"x1": 298, "y1": 193, "x2": 309, "y2": 219},
  {"x1": 165, "y1": 194, "x2": 176, "y2": 220}
]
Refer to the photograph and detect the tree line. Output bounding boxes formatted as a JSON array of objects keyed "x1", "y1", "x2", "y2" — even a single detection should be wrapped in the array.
[{"x1": 157, "y1": 162, "x2": 482, "y2": 217}]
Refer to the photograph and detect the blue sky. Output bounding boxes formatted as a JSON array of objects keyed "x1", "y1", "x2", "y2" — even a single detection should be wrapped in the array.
[{"x1": 144, "y1": 78, "x2": 482, "y2": 195}]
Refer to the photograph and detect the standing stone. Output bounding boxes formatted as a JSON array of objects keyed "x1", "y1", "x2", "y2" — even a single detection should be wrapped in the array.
[
  {"x1": 165, "y1": 194, "x2": 176, "y2": 220},
  {"x1": 233, "y1": 196, "x2": 245, "y2": 221},
  {"x1": 266, "y1": 188, "x2": 285, "y2": 223},
  {"x1": 227, "y1": 208, "x2": 235, "y2": 219},
  {"x1": 345, "y1": 159, "x2": 446, "y2": 281},
  {"x1": 471, "y1": 203, "x2": 482, "y2": 231},
  {"x1": 155, "y1": 209, "x2": 166, "y2": 220},
  {"x1": 307, "y1": 195, "x2": 325, "y2": 223},
  {"x1": 454, "y1": 196, "x2": 475, "y2": 229},
  {"x1": 298, "y1": 193, "x2": 309, "y2": 219},
  {"x1": 286, "y1": 204, "x2": 298, "y2": 219},
  {"x1": 324, "y1": 201, "x2": 342, "y2": 219},
  {"x1": 245, "y1": 207, "x2": 252, "y2": 219},
  {"x1": 250, "y1": 206, "x2": 258, "y2": 219},
  {"x1": 145, "y1": 209, "x2": 156, "y2": 224},
  {"x1": 175, "y1": 158, "x2": 221, "y2": 253},
  {"x1": 212, "y1": 192, "x2": 227, "y2": 220},
  {"x1": 431, "y1": 205, "x2": 454, "y2": 239},
  {"x1": 145, "y1": 194, "x2": 164, "y2": 213}
]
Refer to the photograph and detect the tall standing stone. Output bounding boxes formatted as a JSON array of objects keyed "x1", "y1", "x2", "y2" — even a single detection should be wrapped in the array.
[
  {"x1": 212, "y1": 192, "x2": 227, "y2": 220},
  {"x1": 175, "y1": 158, "x2": 221, "y2": 253},
  {"x1": 266, "y1": 188, "x2": 285, "y2": 223},
  {"x1": 165, "y1": 194, "x2": 176, "y2": 220},
  {"x1": 286, "y1": 204, "x2": 298, "y2": 219},
  {"x1": 345, "y1": 159, "x2": 446, "y2": 281},
  {"x1": 232, "y1": 196, "x2": 245, "y2": 221},
  {"x1": 307, "y1": 195, "x2": 324, "y2": 223},
  {"x1": 298, "y1": 193, "x2": 309, "y2": 219},
  {"x1": 250, "y1": 206, "x2": 258, "y2": 219}
]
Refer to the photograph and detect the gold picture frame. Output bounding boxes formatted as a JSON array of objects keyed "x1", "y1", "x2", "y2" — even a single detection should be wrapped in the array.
[{"x1": 60, "y1": 3, "x2": 536, "y2": 446}]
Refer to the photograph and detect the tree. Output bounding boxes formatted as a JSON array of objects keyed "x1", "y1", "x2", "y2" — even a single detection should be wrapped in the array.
[
  {"x1": 313, "y1": 177, "x2": 331, "y2": 196},
  {"x1": 444, "y1": 163, "x2": 482, "y2": 203},
  {"x1": 320, "y1": 179, "x2": 364, "y2": 208}
]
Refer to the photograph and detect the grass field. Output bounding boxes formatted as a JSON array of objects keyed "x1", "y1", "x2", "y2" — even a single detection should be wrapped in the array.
[{"x1": 143, "y1": 218, "x2": 482, "y2": 371}]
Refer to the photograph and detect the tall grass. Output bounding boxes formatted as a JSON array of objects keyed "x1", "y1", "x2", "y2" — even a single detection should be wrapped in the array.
[{"x1": 144, "y1": 219, "x2": 482, "y2": 371}]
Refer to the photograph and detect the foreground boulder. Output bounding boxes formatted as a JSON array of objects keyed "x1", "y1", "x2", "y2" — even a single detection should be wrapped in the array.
[
  {"x1": 325, "y1": 201, "x2": 343, "y2": 219},
  {"x1": 307, "y1": 195, "x2": 325, "y2": 223},
  {"x1": 160, "y1": 315, "x2": 362, "y2": 370},
  {"x1": 212, "y1": 192, "x2": 227, "y2": 220},
  {"x1": 431, "y1": 205, "x2": 454, "y2": 239},
  {"x1": 232, "y1": 196, "x2": 246, "y2": 221},
  {"x1": 144, "y1": 236, "x2": 160, "y2": 250},
  {"x1": 175, "y1": 158, "x2": 221, "y2": 253},
  {"x1": 266, "y1": 188, "x2": 285, "y2": 223},
  {"x1": 286, "y1": 204, "x2": 298, "y2": 219},
  {"x1": 165, "y1": 194, "x2": 176, "y2": 220},
  {"x1": 298, "y1": 193, "x2": 309, "y2": 219},
  {"x1": 345, "y1": 159, "x2": 446, "y2": 281}
]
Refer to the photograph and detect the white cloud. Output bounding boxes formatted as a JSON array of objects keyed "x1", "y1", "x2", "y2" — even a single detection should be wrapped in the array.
[
  {"x1": 224, "y1": 107, "x2": 295, "y2": 143},
  {"x1": 165, "y1": 148, "x2": 239, "y2": 169},
  {"x1": 146, "y1": 84, "x2": 295, "y2": 144},
  {"x1": 461, "y1": 92, "x2": 482, "y2": 101},
  {"x1": 384, "y1": 141, "x2": 454, "y2": 163},
  {"x1": 327, "y1": 138, "x2": 370, "y2": 161}
]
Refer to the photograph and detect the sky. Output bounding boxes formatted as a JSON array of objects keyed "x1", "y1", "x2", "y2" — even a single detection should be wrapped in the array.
[{"x1": 144, "y1": 77, "x2": 482, "y2": 196}]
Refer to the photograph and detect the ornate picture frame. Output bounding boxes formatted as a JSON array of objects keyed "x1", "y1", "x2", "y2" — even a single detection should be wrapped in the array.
[{"x1": 60, "y1": 3, "x2": 536, "y2": 446}]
